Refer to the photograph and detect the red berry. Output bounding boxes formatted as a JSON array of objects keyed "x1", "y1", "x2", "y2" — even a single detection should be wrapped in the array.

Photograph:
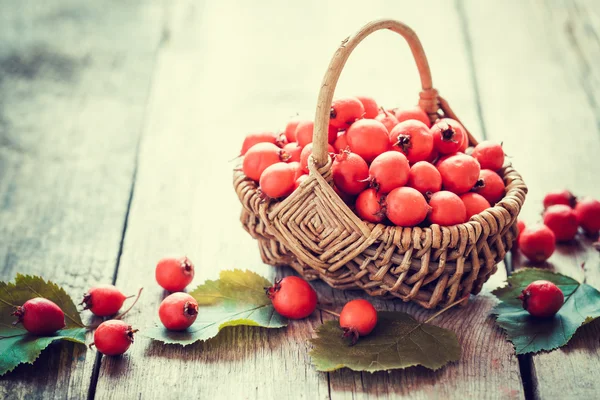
[
  {"x1": 431, "y1": 118, "x2": 466, "y2": 155},
  {"x1": 334, "y1": 185, "x2": 356, "y2": 206},
  {"x1": 242, "y1": 142, "x2": 286, "y2": 181},
  {"x1": 267, "y1": 276, "x2": 317, "y2": 319},
  {"x1": 333, "y1": 131, "x2": 349, "y2": 153},
  {"x1": 408, "y1": 161, "x2": 442, "y2": 195},
  {"x1": 81, "y1": 284, "x2": 127, "y2": 317},
  {"x1": 374, "y1": 109, "x2": 399, "y2": 133},
  {"x1": 516, "y1": 220, "x2": 526, "y2": 244},
  {"x1": 294, "y1": 174, "x2": 308, "y2": 190},
  {"x1": 428, "y1": 191, "x2": 467, "y2": 226},
  {"x1": 458, "y1": 132, "x2": 469, "y2": 153},
  {"x1": 472, "y1": 169, "x2": 505, "y2": 204},
  {"x1": 327, "y1": 125, "x2": 339, "y2": 144},
  {"x1": 367, "y1": 151, "x2": 410, "y2": 194},
  {"x1": 574, "y1": 197, "x2": 600, "y2": 235},
  {"x1": 284, "y1": 120, "x2": 300, "y2": 143},
  {"x1": 543, "y1": 204, "x2": 578, "y2": 242},
  {"x1": 159, "y1": 292, "x2": 199, "y2": 331},
  {"x1": 355, "y1": 188, "x2": 386, "y2": 223},
  {"x1": 332, "y1": 151, "x2": 369, "y2": 195},
  {"x1": 471, "y1": 141, "x2": 504, "y2": 171},
  {"x1": 12, "y1": 297, "x2": 65, "y2": 335},
  {"x1": 389, "y1": 120, "x2": 434, "y2": 163},
  {"x1": 460, "y1": 192, "x2": 490, "y2": 219},
  {"x1": 518, "y1": 280, "x2": 564, "y2": 318},
  {"x1": 299, "y1": 143, "x2": 335, "y2": 174},
  {"x1": 339, "y1": 299, "x2": 378, "y2": 344},
  {"x1": 240, "y1": 132, "x2": 278, "y2": 155},
  {"x1": 330, "y1": 97, "x2": 365, "y2": 129},
  {"x1": 394, "y1": 106, "x2": 431, "y2": 127},
  {"x1": 519, "y1": 224, "x2": 556, "y2": 262},
  {"x1": 282, "y1": 142, "x2": 302, "y2": 163},
  {"x1": 346, "y1": 119, "x2": 390, "y2": 163},
  {"x1": 260, "y1": 162, "x2": 297, "y2": 198},
  {"x1": 91, "y1": 320, "x2": 137, "y2": 356},
  {"x1": 437, "y1": 154, "x2": 481, "y2": 194},
  {"x1": 356, "y1": 96, "x2": 379, "y2": 119},
  {"x1": 386, "y1": 187, "x2": 430, "y2": 226},
  {"x1": 543, "y1": 190, "x2": 577, "y2": 209},
  {"x1": 155, "y1": 256, "x2": 195, "y2": 292},
  {"x1": 295, "y1": 121, "x2": 314, "y2": 147}
]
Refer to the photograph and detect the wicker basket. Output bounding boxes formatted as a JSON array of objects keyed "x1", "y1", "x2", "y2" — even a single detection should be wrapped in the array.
[{"x1": 234, "y1": 19, "x2": 527, "y2": 309}]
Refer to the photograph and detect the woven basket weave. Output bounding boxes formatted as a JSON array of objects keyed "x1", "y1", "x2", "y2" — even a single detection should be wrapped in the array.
[{"x1": 234, "y1": 19, "x2": 527, "y2": 309}]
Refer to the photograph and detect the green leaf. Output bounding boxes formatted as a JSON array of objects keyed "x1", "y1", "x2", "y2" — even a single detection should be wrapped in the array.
[
  {"x1": 309, "y1": 311, "x2": 461, "y2": 372},
  {"x1": 491, "y1": 268, "x2": 600, "y2": 354},
  {"x1": 0, "y1": 274, "x2": 86, "y2": 375},
  {"x1": 142, "y1": 269, "x2": 287, "y2": 345}
]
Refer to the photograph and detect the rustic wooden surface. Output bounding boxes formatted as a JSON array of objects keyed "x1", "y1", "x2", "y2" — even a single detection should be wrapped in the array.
[{"x1": 1, "y1": 0, "x2": 599, "y2": 399}]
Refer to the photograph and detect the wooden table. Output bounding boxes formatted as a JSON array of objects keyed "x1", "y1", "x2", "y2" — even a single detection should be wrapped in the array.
[{"x1": 1, "y1": 1, "x2": 599, "y2": 399}]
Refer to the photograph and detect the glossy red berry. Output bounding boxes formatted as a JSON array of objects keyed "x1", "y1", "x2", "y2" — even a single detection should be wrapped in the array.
[
  {"x1": 159, "y1": 292, "x2": 199, "y2": 331},
  {"x1": 408, "y1": 161, "x2": 442, "y2": 195},
  {"x1": 339, "y1": 299, "x2": 378, "y2": 344},
  {"x1": 267, "y1": 276, "x2": 317, "y2": 319},
  {"x1": 428, "y1": 191, "x2": 467, "y2": 226},
  {"x1": 346, "y1": 119, "x2": 390, "y2": 163},
  {"x1": 431, "y1": 118, "x2": 466, "y2": 155},
  {"x1": 472, "y1": 169, "x2": 505, "y2": 204},
  {"x1": 242, "y1": 142, "x2": 287, "y2": 181},
  {"x1": 518, "y1": 224, "x2": 555, "y2": 263},
  {"x1": 91, "y1": 320, "x2": 137, "y2": 356},
  {"x1": 389, "y1": 120, "x2": 434, "y2": 163},
  {"x1": 386, "y1": 187, "x2": 431, "y2": 226},
  {"x1": 516, "y1": 220, "x2": 526, "y2": 244},
  {"x1": 330, "y1": 97, "x2": 365, "y2": 129},
  {"x1": 543, "y1": 190, "x2": 577, "y2": 209},
  {"x1": 574, "y1": 197, "x2": 600, "y2": 235},
  {"x1": 240, "y1": 132, "x2": 278, "y2": 155},
  {"x1": 282, "y1": 142, "x2": 302, "y2": 163},
  {"x1": 518, "y1": 280, "x2": 564, "y2": 318},
  {"x1": 471, "y1": 141, "x2": 504, "y2": 171},
  {"x1": 356, "y1": 96, "x2": 379, "y2": 119},
  {"x1": 355, "y1": 188, "x2": 386, "y2": 223},
  {"x1": 12, "y1": 297, "x2": 65, "y2": 335},
  {"x1": 299, "y1": 143, "x2": 335, "y2": 174},
  {"x1": 543, "y1": 204, "x2": 578, "y2": 242},
  {"x1": 155, "y1": 256, "x2": 195, "y2": 292},
  {"x1": 394, "y1": 106, "x2": 431, "y2": 127},
  {"x1": 374, "y1": 109, "x2": 399, "y2": 133},
  {"x1": 367, "y1": 151, "x2": 410, "y2": 194},
  {"x1": 333, "y1": 131, "x2": 349, "y2": 153},
  {"x1": 284, "y1": 120, "x2": 300, "y2": 143},
  {"x1": 81, "y1": 284, "x2": 127, "y2": 317},
  {"x1": 260, "y1": 162, "x2": 297, "y2": 198},
  {"x1": 460, "y1": 192, "x2": 491, "y2": 219},
  {"x1": 437, "y1": 153, "x2": 481, "y2": 194},
  {"x1": 332, "y1": 150, "x2": 369, "y2": 195}
]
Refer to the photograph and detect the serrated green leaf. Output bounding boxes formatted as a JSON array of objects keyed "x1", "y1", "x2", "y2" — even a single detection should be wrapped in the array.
[
  {"x1": 491, "y1": 268, "x2": 600, "y2": 354},
  {"x1": 0, "y1": 275, "x2": 86, "y2": 375},
  {"x1": 309, "y1": 311, "x2": 460, "y2": 372},
  {"x1": 142, "y1": 269, "x2": 287, "y2": 345}
]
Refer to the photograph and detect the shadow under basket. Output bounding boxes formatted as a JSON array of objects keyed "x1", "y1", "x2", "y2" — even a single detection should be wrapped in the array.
[{"x1": 233, "y1": 19, "x2": 527, "y2": 309}]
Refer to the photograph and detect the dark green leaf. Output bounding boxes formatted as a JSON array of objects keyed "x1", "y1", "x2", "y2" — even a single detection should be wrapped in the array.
[
  {"x1": 142, "y1": 269, "x2": 286, "y2": 345},
  {"x1": 0, "y1": 275, "x2": 86, "y2": 375},
  {"x1": 309, "y1": 311, "x2": 460, "y2": 372},
  {"x1": 492, "y1": 268, "x2": 600, "y2": 354}
]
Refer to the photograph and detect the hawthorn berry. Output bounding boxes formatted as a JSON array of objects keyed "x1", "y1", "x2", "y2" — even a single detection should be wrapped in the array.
[
  {"x1": 543, "y1": 204, "x2": 578, "y2": 242},
  {"x1": 374, "y1": 108, "x2": 399, "y2": 133},
  {"x1": 299, "y1": 143, "x2": 335, "y2": 174},
  {"x1": 155, "y1": 256, "x2": 195, "y2": 292},
  {"x1": 284, "y1": 119, "x2": 300, "y2": 143},
  {"x1": 516, "y1": 220, "x2": 526, "y2": 244},
  {"x1": 471, "y1": 141, "x2": 504, "y2": 171},
  {"x1": 472, "y1": 169, "x2": 505, "y2": 204},
  {"x1": 518, "y1": 280, "x2": 564, "y2": 318},
  {"x1": 356, "y1": 96, "x2": 379, "y2": 119},
  {"x1": 330, "y1": 97, "x2": 365, "y2": 129},
  {"x1": 367, "y1": 151, "x2": 410, "y2": 194},
  {"x1": 12, "y1": 297, "x2": 65, "y2": 335},
  {"x1": 81, "y1": 284, "x2": 127, "y2": 317},
  {"x1": 428, "y1": 191, "x2": 467, "y2": 226},
  {"x1": 240, "y1": 132, "x2": 278, "y2": 155},
  {"x1": 260, "y1": 162, "x2": 297, "y2": 198},
  {"x1": 332, "y1": 150, "x2": 369, "y2": 195},
  {"x1": 437, "y1": 153, "x2": 481, "y2": 194},
  {"x1": 394, "y1": 106, "x2": 431, "y2": 127},
  {"x1": 282, "y1": 142, "x2": 302, "y2": 163},
  {"x1": 408, "y1": 161, "x2": 442, "y2": 195},
  {"x1": 543, "y1": 190, "x2": 577, "y2": 209},
  {"x1": 346, "y1": 119, "x2": 390, "y2": 163},
  {"x1": 518, "y1": 224, "x2": 555, "y2": 263},
  {"x1": 431, "y1": 118, "x2": 466, "y2": 155},
  {"x1": 267, "y1": 276, "x2": 317, "y2": 319},
  {"x1": 91, "y1": 320, "x2": 137, "y2": 356},
  {"x1": 389, "y1": 120, "x2": 434, "y2": 163},
  {"x1": 333, "y1": 131, "x2": 349, "y2": 153},
  {"x1": 159, "y1": 292, "x2": 199, "y2": 331},
  {"x1": 460, "y1": 192, "x2": 491, "y2": 219},
  {"x1": 339, "y1": 299, "x2": 378, "y2": 345},
  {"x1": 355, "y1": 188, "x2": 386, "y2": 223},
  {"x1": 242, "y1": 142, "x2": 287, "y2": 181},
  {"x1": 386, "y1": 187, "x2": 430, "y2": 226},
  {"x1": 574, "y1": 197, "x2": 600, "y2": 235}
]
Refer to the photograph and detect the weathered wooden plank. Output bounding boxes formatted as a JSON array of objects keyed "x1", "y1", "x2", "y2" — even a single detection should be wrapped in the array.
[
  {"x1": 462, "y1": 0, "x2": 600, "y2": 398},
  {"x1": 92, "y1": 0, "x2": 523, "y2": 399},
  {"x1": 0, "y1": 1, "x2": 165, "y2": 398}
]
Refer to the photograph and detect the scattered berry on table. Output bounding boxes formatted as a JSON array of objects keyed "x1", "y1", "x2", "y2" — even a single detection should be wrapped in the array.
[
  {"x1": 155, "y1": 256, "x2": 195, "y2": 292},
  {"x1": 543, "y1": 204, "x2": 578, "y2": 242},
  {"x1": 518, "y1": 224, "x2": 556, "y2": 263},
  {"x1": 159, "y1": 292, "x2": 199, "y2": 331},
  {"x1": 543, "y1": 189, "x2": 577, "y2": 209},
  {"x1": 12, "y1": 297, "x2": 65, "y2": 335},
  {"x1": 518, "y1": 280, "x2": 564, "y2": 318},
  {"x1": 81, "y1": 284, "x2": 127, "y2": 317},
  {"x1": 267, "y1": 276, "x2": 317, "y2": 320},
  {"x1": 339, "y1": 299, "x2": 378, "y2": 345},
  {"x1": 574, "y1": 197, "x2": 600, "y2": 235},
  {"x1": 90, "y1": 320, "x2": 137, "y2": 356}
]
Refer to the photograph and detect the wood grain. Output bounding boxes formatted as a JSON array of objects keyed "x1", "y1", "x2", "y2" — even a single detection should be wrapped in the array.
[
  {"x1": 461, "y1": 0, "x2": 600, "y2": 398},
  {"x1": 91, "y1": 0, "x2": 523, "y2": 399},
  {"x1": 0, "y1": 1, "x2": 165, "y2": 398}
]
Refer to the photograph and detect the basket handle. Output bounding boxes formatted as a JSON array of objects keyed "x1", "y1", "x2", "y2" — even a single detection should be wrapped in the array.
[{"x1": 312, "y1": 19, "x2": 438, "y2": 167}]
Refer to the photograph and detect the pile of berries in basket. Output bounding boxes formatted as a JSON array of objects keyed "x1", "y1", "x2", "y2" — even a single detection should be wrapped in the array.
[{"x1": 240, "y1": 96, "x2": 506, "y2": 227}]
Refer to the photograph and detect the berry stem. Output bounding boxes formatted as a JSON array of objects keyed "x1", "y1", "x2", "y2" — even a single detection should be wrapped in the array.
[
  {"x1": 317, "y1": 306, "x2": 340, "y2": 318},
  {"x1": 114, "y1": 287, "x2": 143, "y2": 320},
  {"x1": 0, "y1": 298, "x2": 19, "y2": 308},
  {"x1": 423, "y1": 295, "x2": 469, "y2": 325}
]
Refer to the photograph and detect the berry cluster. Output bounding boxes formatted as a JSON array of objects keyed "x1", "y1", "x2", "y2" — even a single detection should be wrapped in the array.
[
  {"x1": 516, "y1": 190, "x2": 600, "y2": 263},
  {"x1": 240, "y1": 96, "x2": 507, "y2": 227}
]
